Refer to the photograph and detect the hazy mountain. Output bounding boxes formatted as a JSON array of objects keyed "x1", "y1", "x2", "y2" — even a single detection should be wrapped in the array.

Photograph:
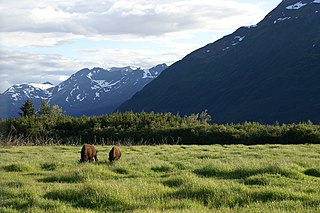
[{"x1": 0, "y1": 64, "x2": 167, "y2": 118}]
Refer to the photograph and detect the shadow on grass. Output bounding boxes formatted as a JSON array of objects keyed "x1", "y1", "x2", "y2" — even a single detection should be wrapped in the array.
[
  {"x1": 40, "y1": 172, "x2": 84, "y2": 183},
  {"x1": 5, "y1": 181, "x2": 24, "y2": 188},
  {"x1": 151, "y1": 165, "x2": 173, "y2": 173},
  {"x1": 173, "y1": 162, "x2": 189, "y2": 170},
  {"x1": 167, "y1": 186, "x2": 245, "y2": 208},
  {"x1": 166, "y1": 185, "x2": 319, "y2": 209},
  {"x1": 243, "y1": 174, "x2": 271, "y2": 186},
  {"x1": 196, "y1": 154, "x2": 223, "y2": 159},
  {"x1": 1, "y1": 191, "x2": 65, "y2": 212},
  {"x1": 3, "y1": 164, "x2": 33, "y2": 172},
  {"x1": 40, "y1": 162, "x2": 58, "y2": 171},
  {"x1": 45, "y1": 185, "x2": 135, "y2": 211},
  {"x1": 112, "y1": 167, "x2": 129, "y2": 175},
  {"x1": 304, "y1": 168, "x2": 320, "y2": 178},
  {"x1": 194, "y1": 165, "x2": 300, "y2": 179},
  {"x1": 162, "y1": 177, "x2": 185, "y2": 188}
]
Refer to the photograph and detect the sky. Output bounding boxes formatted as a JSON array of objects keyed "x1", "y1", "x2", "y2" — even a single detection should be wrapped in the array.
[{"x1": 0, "y1": 0, "x2": 281, "y2": 93}]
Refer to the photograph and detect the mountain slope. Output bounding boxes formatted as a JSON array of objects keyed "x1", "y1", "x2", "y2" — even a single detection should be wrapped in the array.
[
  {"x1": 118, "y1": 0, "x2": 320, "y2": 123},
  {"x1": 0, "y1": 64, "x2": 167, "y2": 118}
]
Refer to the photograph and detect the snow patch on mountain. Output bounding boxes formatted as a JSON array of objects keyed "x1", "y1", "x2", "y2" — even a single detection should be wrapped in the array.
[
  {"x1": 76, "y1": 94, "x2": 86, "y2": 102},
  {"x1": 142, "y1": 69, "x2": 153, "y2": 79},
  {"x1": 284, "y1": 0, "x2": 320, "y2": 9},
  {"x1": 234, "y1": 36, "x2": 245, "y2": 42},
  {"x1": 245, "y1": 25, "x2": 257, "y2": 28},
  {"x1": 286, "y1": 1, "x2": 307, "y2": 10},
  {"x1": 222, "y1": 46, "x2": 230, "y2": 51},
  {"x1": 129, "y1": 66, "x2": 139, "y2": 70},
  {"x1": 274, "y1": 17, "x2": 291, "y2": 24},
  {"x1": 230, "y1": 36, "x2": 245, "y2": 46},
  {"x1": 87, "y1": 72, "x2": 93, "y2": 79},
  {"x1": 86, "y1": 69, "x2": 122, "y2": 90},
  {"x1": 29, "y1": 83, "x2": 54, "y2": 90},
  {"x1": 11, "y1": 93, "x2": 19, "y2": 101},
  {"x1": 3, "y1": 83, "x2": 52, "y2": 103},
  {"x1": 220, "y1": 34, "x2": 246, "y2": 52}
]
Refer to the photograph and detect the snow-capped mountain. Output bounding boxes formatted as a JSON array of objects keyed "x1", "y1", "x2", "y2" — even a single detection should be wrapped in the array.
[
  {"x1": 0, "y1": 82, "x2": 54, "y2": 118},
  {"x1": 118, "y1": 0, "x2": 320, "y2": 123},
  {"x1": 0, "y1": 64, "x2": 167, "y2": 118},
  {"x1": 49, "y1": 64, "x2": 167, "y2": 116},
  {"x1": 4, "y1": 82, "x2": 53, "y2": 102}
]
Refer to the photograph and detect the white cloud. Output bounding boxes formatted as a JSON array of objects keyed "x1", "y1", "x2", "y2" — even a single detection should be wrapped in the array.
[
  {"x1": 0, "y1": 50, "x2": 82, "y2": 92},
  {"x1": 30, "y1": 6, "x2": 73, "y2": 23},
  {"x1": 58, "y1": 75, "x2": 69, "y2": 81},
  {"x1": 0, "y1": 0, "x2": 280, "y2": 92},
  {"x1": 0, "y1": 80, "x2": 11, "y2": 94},
  {"x1": 0, "y1": 37, "x2": 200, "y2": 93},
  {"x1": 0, "y1": 32, "x2": 81, "y2": 47},
  {"x1": 0, "y1": 46, "x2": 180, "y2": 93},
  {"x1": 1, "y1": 0, "x2": 268, "y2": 44}
]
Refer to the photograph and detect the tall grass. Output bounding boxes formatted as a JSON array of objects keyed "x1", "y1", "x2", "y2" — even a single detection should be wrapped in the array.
[{"x1": 0, "y1": 144, "x2": 319, "y2": 212}]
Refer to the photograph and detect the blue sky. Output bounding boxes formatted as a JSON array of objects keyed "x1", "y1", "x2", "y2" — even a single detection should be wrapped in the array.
[{"x1": 0, "y1": 0, "x2": 281, "y2": 93}]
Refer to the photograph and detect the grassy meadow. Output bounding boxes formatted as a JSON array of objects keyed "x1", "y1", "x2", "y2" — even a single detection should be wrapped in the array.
[{"x1": 0, "y1": 144, "x2": 320, "y2": 212}]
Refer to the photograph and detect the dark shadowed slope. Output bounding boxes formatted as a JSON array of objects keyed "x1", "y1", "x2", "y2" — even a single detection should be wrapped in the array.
[{"x1": 118, "y1": 0, "x2": 320, "y2": 123}]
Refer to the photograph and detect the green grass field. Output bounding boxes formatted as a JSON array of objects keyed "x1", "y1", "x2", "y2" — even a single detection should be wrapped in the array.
[{"x1": 0, "y1": 144, "x2": 320, "y2": 212}]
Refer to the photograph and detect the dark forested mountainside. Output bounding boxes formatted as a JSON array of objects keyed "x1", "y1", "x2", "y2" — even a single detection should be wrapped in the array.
[{"x1": 118, "y1": 0, "x2": 320, "y2": 124}]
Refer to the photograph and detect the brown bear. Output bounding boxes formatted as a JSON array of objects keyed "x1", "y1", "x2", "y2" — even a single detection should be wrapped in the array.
[
  {"x1": 79, "y1": 144, "x2": 98, "y2": 163},
  {"x1": 109, "y1": 146, "x2": 121, "y2": 163}
]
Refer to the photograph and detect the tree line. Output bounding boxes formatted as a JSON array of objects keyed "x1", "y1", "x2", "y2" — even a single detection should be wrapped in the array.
[{"x1": 0, "y1": 100, "x2": 320, "y2": 145}]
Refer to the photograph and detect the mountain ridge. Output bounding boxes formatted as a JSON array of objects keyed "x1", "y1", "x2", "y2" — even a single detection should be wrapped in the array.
[{"x1": 0, "y1": 64, "x2": 167, "y2": 118}]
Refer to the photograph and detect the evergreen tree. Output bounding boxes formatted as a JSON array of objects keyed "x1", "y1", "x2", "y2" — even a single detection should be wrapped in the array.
[
  {"x1": 39, "y1": 100, "x2": 51, "y2": 116},
  {"x1": 199, "y1": 109, "x2": 212, "y2": 125},
  {"x1": 19, "y1": 99, "x2": 35, "y2": 117},
  {"x1": 51, "y1": 104, "x2": 62, "y2": 116}
]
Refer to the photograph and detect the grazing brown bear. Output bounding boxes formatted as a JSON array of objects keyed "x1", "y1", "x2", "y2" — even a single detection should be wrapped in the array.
[
  {"x1": 79, "y1": 144, "x2": 98, "y2": 163},
  {"x1": 109, "y1": 146, "x2": 121, "y2": 163}
]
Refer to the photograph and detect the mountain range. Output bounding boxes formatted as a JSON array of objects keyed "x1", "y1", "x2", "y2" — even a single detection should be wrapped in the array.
[
  {"x1": 2, "y1": 0, "x2": 319, "y2": 123},
  {"x1": 0, "y1": 64, "x2": 167, "y2": 118},
  {"x1": 118, "y1": 0, "x2": 320, "y2": 123}
]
